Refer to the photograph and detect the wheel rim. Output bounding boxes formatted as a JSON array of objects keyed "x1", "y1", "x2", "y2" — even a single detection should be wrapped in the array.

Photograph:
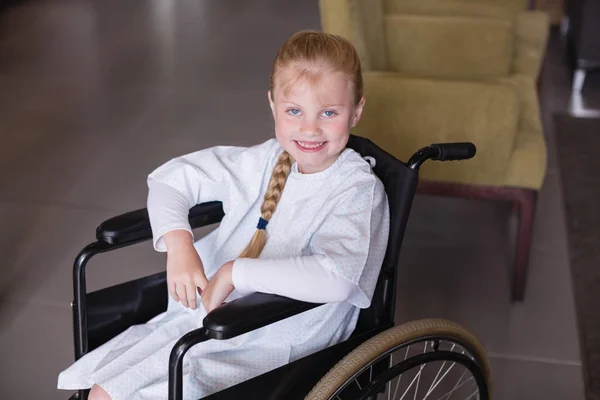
[{"x1": 328, "y1": 338, "x2": 489, "y2": 400}]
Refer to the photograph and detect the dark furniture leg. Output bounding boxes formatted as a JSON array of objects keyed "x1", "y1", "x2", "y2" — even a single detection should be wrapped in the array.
[
  {"x1": 512, "y1": 189, "x2": 537, "y2": 302},
  {"x1": 417, "y1": 181, "x2": 538, "y2": 302}
]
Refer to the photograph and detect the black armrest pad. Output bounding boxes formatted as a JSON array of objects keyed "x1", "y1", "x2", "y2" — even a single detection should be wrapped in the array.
[
  {"x1": 96, "y1": 201, "x2": 224, "y2": 245},
  {"x1": 203, "y1": 293, "x2": 322, "y2": 340}
]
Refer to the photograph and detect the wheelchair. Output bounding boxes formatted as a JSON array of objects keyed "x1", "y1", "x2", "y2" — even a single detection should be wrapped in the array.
[{"x1": 67, "y1": 135, "x2": 491, "y2": 400}]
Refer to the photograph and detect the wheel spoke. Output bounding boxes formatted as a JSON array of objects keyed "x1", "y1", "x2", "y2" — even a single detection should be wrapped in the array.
[
  {"x1": 445, "y1": 369, "x2": 467, "y2": 400},
  {"x1": 424, "y1": 344, "x2": 457, "y2": 398},
  {"x1": 355, "y1": 378, "x2": 362, "y2": 390},
  {"x1": 400, "y1": 343, "x2": 428, "y2": 400},
  {"x1": 399, "y1": 365, "x2": 425, "y2": 400},
  {"x1": 464, "y1": 390, "x2": 479, "y2": 400},
  {"x1": 422, "y1": 362, "x2": 457, "y2": 399},
  {"x1": 433, "y1": 376, "x2": 474, "y2": 400},
  {"x1": 412, "y1": 342, "x2": 428, "y2": 400},
  {"x1": 388, "y1": 353, "x2": 393, "y2": 400},
  {"x1": 354, "y1": 340, "x2": 481, "y2": 400},
  {"x1": 392, "y1": 346, "x2": 411, "y2": 399},
  {"x1": 413, "y1": 364, "x2": 423, "y2": 400},
  {"x1": 446, "y1": 370, "x2": 467, "y2": 400}
]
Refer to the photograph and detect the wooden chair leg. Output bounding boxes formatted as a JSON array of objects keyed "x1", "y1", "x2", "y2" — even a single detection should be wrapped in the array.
[
  {"x1": 418, "y1": 180, "x2": 540, "y2": 302},
  {"x1": 512, "y1": 189, "x2": 537, "y2": 302}
]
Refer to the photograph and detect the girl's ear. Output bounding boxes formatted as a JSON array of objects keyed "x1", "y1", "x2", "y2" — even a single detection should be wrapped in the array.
[{"x1": 351, "y1": 96, "x2": 366, "y2": 127}]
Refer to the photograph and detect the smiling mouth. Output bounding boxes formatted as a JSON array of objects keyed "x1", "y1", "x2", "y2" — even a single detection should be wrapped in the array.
[{"x1": 295, "y1": 141, "x2": 326, "y2": 150}]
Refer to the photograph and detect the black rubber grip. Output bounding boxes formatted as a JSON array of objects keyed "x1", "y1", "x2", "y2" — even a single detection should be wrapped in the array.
[
  {"x1": 431, "y1": 142, "x2": 476, "y2": 161},
  {"x1": 96, "y1": 201, "x2": 224, "y2": 245},
  {"x1": 203, "y1": 293, "x2": 321, "y2": 340}
]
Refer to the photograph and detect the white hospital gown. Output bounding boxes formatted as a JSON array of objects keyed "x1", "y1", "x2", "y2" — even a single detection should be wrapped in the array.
[{"x1": 57, "y1": 138, "x2": 390, "y2": 400}]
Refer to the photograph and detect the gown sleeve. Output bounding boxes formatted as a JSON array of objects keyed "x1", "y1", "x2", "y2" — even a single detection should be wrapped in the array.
[{"x1": 146, "y1": 139, "x2": 279, "y2": 252}]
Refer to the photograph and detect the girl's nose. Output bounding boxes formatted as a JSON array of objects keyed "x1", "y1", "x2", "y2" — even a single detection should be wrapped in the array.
[{"x1": 301, "y1": 120, "x2": 322, "y2": 136}]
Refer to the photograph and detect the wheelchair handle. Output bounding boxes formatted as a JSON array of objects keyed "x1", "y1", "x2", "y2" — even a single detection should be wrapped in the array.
[
  {"x1": 408, "y1": 142, "x2": 476, "y2": 169},
  {"x1": 432, "y1": 142, "x2": 476, "y2": 161}
]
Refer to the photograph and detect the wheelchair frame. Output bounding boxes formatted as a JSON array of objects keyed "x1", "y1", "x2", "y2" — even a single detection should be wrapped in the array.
[{"x1": 68, "y1": 135, "x2": 476, "y2": 400}]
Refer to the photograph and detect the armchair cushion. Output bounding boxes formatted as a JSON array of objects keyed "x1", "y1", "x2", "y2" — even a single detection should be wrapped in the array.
[
  {"x1": 513, "y1": 11, "x2": 551, "y2": 80},
  {"x1": 354, "y1": 72, "x2": 519, "y2": 186},
  {"x1": 385, "y1": 14, "x2": 514, "y2": 79}
]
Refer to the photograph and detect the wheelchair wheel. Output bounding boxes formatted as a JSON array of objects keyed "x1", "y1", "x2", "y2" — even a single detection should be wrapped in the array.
[{"x1": 306, "y1": 319, "x2": 491, "y2": 400}]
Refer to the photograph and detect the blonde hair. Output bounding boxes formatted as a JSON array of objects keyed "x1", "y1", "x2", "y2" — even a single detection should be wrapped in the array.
[{"x1": 239, "y1": 30, "x2": 363, "y2": 259}]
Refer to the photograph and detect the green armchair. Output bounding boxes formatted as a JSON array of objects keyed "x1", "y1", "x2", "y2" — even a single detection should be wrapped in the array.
[{"x1": 319, "y1": 0, "x2": 550, "y2": 301}]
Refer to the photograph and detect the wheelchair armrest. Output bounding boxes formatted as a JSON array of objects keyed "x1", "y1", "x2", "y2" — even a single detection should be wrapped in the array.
[
  {"x1": 169, "y1": 294, "x2": 322, "y2": 398},
  {"x1": 203, "y1": 293, "x2": 323, "y2": 340},
  {"x1": 96, "y1": 201, "x2": 224, "y2": 245}
]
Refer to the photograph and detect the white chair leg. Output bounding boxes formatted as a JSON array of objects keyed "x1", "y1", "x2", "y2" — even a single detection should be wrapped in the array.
[
  {"x1": 573, "y1": 68, "x2": 587, "y2": 92},
  {"x1": 560, "y1": 16, "x2": 570, "y2": 37}
]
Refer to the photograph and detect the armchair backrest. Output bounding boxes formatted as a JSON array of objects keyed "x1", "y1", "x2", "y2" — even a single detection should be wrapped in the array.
[
  {"x1": 352, "y1": 73, "x2": 520, "y2": 186},
  {"x1": 319, "y1": 0, "x2": 546, "y2": 80}
]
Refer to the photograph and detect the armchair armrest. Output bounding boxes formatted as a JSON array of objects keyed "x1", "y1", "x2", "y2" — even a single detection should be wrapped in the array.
[
  {"x1": 96, "y1": 201, "x2": 225, "y2": 245},
  {"x1": 203, "y1": 292, "x2": 322, "y2": 340}
]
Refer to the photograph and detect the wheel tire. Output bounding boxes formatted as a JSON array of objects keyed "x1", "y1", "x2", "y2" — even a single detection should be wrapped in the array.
[{"x1": 305, "y1": 318, "x2": 492, "y2": 400}]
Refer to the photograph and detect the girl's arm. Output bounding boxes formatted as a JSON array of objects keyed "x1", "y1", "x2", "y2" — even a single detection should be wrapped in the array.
[
  {"x1": 230, "y1": 178, "x2": 389, "y2": 309},
  {"x1": 147, "y1": 181, "x2": 196, "y2": 252},
  {"x1": 232, "y1": 256, "x2": 356, "y2": 303},
  {"x1": 201, "y1": 257, "x2": 356, "y2": 312},
  {"x1": 146, "y1": 140, "x2": 280, "y2": 309},
  {"x1": 162, "y1": 229, "x2": 208, "y2": 310},
  {"x1": 147, "y1": 139, "x2": 280, "y2": 250}
]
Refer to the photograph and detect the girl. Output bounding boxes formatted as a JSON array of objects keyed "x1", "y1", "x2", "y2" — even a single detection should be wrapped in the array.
[{"x1": 58, "y1": 30, "x2": 390, "y2": 400}]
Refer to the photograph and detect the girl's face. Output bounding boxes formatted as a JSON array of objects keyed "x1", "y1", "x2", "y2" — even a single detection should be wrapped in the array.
[{"x1": 269, "y1": 66, "x2": 365, "y2": 174}]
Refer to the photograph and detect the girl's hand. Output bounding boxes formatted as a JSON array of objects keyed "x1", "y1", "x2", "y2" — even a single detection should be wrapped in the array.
[
  {"x1": 164, "y1": 230, "x2": 208, "y2": 310},
  {"x1": 201, "y1": 261, "x2": 235, "y2": 313}
]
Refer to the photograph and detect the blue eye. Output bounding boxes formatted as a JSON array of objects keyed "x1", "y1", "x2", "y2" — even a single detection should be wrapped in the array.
[
  {"x1": 287, "y1": 108, "x2": 300, "y2": 115},
  {"x1": 323, "y1": 110, "x2": 336, "y2": 117}
]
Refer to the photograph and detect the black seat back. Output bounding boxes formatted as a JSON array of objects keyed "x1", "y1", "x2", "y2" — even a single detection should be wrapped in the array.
[{"x1": 346, "y1": 135, "x2": 419, "y2": 334}]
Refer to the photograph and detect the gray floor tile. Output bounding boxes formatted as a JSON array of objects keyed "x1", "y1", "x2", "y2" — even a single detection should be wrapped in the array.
[
  {"x1": 395, "y1": 186, "x2": 580, "y2": 363},
  {"x1": 490, "y1": 356, "x2": 585, "y2": 400},
  {"x1": 0, "y1": 203, "x2": 62, "y2": 297},
  {"x1": 531, "y1": 170, "x2": 569, "y2": 252},
  {"x1": 502, "y1": 243, "x2": 580, "y2": 362},
  {"x1": 0, "y1": 301, "x2": 74, "y2": 400},
  {"x1": 0, "y1": 131, "x2": 114, "y2": 206},
  {"x1": 131, "y1": 88, "x2": 275, "y2": 145},
  {"x1": 60, "y1": 132, "x2": 218, "y2": 212},
  {"x1": 0, "y1": 203, "x2": 169, "y2": 305},
  {"x1": 61, "y1": 89, "x2": 276, "y2": 212}
]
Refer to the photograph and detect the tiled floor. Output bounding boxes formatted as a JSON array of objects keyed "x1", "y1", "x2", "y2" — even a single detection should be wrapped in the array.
[{"x1": 0, "y1": 1, "x2": 594, "y2": 399}]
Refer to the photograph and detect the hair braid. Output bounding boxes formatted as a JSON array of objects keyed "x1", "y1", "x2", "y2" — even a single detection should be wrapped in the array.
[{"x1": 239, "y1": 151, "x2": 294, "y2": 259}]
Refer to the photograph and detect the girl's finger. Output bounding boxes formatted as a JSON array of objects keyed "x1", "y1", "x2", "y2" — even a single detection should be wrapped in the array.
[
  {"x1": 195, "y1": 276, "x2": 207, "y2": 292},
  {"x1": 201, "y1": 291, "x2": 210, "y2": 312},
  {"x1": 187, "y1": 282, "x2": 198, "y2": 310},
  {"x1": 179, "y1": 284, "x2": 189, "y2": 308},
  {"x1": 168, "y1": 280, "x2": 179, "y2": 302}
]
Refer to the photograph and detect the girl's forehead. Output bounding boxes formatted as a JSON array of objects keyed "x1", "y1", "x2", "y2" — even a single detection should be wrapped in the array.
[{"x1": 274, "y1": 66, "x2": 354, "y2": 104}]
